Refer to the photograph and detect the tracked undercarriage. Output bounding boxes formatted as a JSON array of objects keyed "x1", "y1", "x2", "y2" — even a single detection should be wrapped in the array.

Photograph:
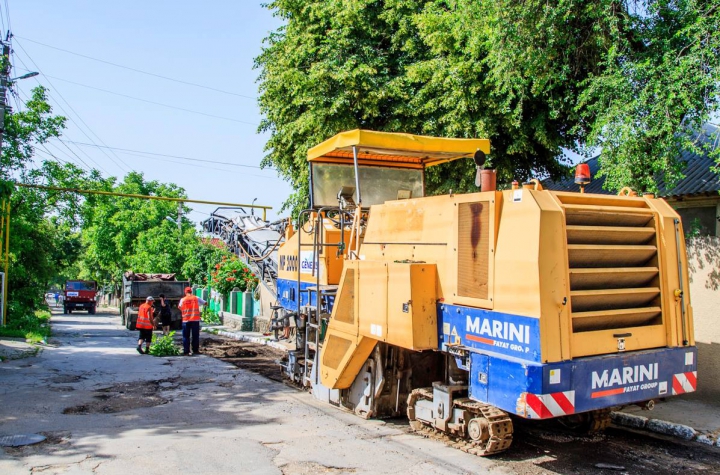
[{"x1": 407, "y1": 385, "x2": 514, "y2": 456}]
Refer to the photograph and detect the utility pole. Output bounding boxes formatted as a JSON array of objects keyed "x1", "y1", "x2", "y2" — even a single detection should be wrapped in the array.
[
  {"x1": 0, "y1": 37, "x2": 10, "y2": 326},
  {"x1": 177, "y1": 202, "x2": 182, "y2": 233}
]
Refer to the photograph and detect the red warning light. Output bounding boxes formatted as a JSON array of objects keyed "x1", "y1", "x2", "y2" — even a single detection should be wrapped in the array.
[{"x1": 575, "y1": 163, "x2": 591, "y2": 185}]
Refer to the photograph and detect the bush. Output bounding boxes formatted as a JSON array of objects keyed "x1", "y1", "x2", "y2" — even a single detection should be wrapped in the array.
[
  {"x1": 201, "y1": 306, "x2": 221, "y2": 325},
  {"x1": 0, "y1": 309, "x2": 52, "y2": 342},
  {"x1": 148, "y1": 331, "x2": 181, "y2": 357},
  {"x1": 209, "y1": 255, "x2": 259, "y2": 295}
]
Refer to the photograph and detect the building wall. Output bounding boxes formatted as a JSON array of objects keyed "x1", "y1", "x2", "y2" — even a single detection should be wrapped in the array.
[
  {"x1": 669, "y1": 196, "x2": 720, "y2": 237},
  {"x1": 676, "y1": 207, "x2": 717, "y2": 236},
  {"x1": 685, "y1": 236, "x2": 720, "y2": 403}
]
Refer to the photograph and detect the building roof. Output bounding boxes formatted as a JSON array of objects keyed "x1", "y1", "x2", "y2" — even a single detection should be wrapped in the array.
[{"x1": 544, "y1": 123, "x2": 720, "y2": 198}]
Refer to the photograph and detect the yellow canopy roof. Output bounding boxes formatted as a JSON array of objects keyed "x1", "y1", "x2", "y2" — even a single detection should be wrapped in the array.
[{"x1": 307, "y1": 129, "x2": 490, "y2": 169}]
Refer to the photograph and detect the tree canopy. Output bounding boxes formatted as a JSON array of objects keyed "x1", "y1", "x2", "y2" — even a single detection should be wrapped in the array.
[
  {"x1": 78, "y1": 172, "x2": 195, "y2": 285},
  {"x1": 256, "y1": 0, "x2": 720, "y2": 206},
  {"x1": 1, "y1": 86, "x2": 231, "y2": 321}
]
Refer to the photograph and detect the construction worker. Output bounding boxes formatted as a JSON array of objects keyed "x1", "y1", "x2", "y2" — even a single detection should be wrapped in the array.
[
  {"x1": 178, "y1": 287, "x2": 206, "y2": 356},
  {"x1": 136, "y1": 296, "x2": 156, "y2": 354}
]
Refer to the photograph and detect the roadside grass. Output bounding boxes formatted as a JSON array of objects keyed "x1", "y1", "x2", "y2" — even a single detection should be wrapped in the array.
[{"x1": 0, "y1": 309, "x2": 52, "y2": 343}]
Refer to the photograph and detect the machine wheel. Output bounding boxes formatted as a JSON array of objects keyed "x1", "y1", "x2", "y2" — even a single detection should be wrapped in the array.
[
  {"x1": 171, "y1": 308, "x2": 183, "y2": 330},
  {"x1": 88, "y1": 306, "x2": 96, "y2": 315},
  {"x1": 125, "y1": 308, "x2": 138, "y2": 331},
  {"x1": 407, "y1": 389, "x2": 513, "y2": 457},
  {"x1": 557, "y1": 409, "x2": 612, "y2": 434}
]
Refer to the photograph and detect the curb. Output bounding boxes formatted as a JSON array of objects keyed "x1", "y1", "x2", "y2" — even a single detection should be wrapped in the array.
[
  {"x1": 0, "y1": 344, "x2": 41, "y2": 362},
  {"x1": 611, "y1": 412, "x2": 720, "y2": 448},
  {"x1": 202, "y1": 327, "x2": 291, "y2": 353}
]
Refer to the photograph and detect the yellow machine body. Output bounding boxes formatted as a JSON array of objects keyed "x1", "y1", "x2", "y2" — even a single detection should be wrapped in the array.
[{"x1": 304, "y1": 134, "x2": 694, "y2": 391}]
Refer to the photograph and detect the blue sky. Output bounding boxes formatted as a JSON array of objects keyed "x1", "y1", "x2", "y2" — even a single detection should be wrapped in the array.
[{"x1": 8, "y1": 1, "x2": 292, "y2": 222}]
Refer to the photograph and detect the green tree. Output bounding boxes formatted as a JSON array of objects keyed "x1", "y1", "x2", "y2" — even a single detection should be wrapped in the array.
[
  {"x1": 256, "y1": 0, "x2": 720, "y2": 208},
  {"x1": 1, "y1": 86, "x2": 97, "y2": 319},
  {"x1": 79, "y1": 172, "x2": 195, "y2": 287},
  {"x1": 181, "y1": 239, "x2": 229, "y2": 286}
]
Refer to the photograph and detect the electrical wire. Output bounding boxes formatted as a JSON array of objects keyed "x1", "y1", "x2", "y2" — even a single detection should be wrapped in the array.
[
  {"x1": 6, "y1": 88, "x2": 84, "y2": 171},
  {"x1": 15, "y1": 35, "x2": 257, "y2": 100},
  {"x1": 3, "y1": 0, "x2": 10, "y2": 37},
  {"x1": 107, "y1": 147, "x2": 236, "y2": 174},
  {"x1": 45, "y1": 140, "x2": 96, "y2": 173},
  {"x1": 14, "y1": 86, "x2": 111, "y2": 175},
  {"x1": 13, "y1": 38, "x2": 133, "y2": 174},
  {"x1": 60, "y1": 140, "x2": 274, "y2": 171},
  {"x1": 13, "y1": 47, "x2": 130, "y2": 174},
  {"x1": 0, "y1": 1, "x2": 6, "y2": 36},
  {"x1": 24, "y1": 71, "x2": 259, "y2": 126},
  {"x1": 35, "y1": 146, "x2": 70, "y2": 166}
]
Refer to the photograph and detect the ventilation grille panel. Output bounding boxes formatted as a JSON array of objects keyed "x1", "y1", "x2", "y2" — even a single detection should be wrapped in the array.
[{"x1": 560, "y1": 201, "x2": 663, "y2": 334}]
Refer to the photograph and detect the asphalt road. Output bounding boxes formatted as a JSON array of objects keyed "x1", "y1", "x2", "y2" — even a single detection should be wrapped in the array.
[{"x1": 1, "y1": 308, "x2": 719, "y2": 475}]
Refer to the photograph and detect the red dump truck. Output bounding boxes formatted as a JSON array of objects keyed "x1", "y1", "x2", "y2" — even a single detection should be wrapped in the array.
[{"x1": 64, "y1": 280, "x2": 98, "y2": 314}]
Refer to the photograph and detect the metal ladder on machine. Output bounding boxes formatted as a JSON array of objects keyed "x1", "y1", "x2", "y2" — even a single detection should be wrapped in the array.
[
  {"x1": 294, "y1": 206, "x2": 348, "y2": 388},
  {"x1": 301, "y1": 285, "x2": 337, "y2": 388}
]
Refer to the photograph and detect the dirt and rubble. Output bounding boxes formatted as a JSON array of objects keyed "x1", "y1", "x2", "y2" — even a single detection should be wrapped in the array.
[
  {"x1": 2, "y1": 310, "x2": 719, "y2": 475},
  {"x1": 195, "y1": 331, "x2": 720, "y2": 475},
  {"x1": 197, "y1": 335, "x2": 286, "y2": 382}
]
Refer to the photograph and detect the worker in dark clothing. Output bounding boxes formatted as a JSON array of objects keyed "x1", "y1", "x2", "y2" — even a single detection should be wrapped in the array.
[{"x1": 158, "y1": 293, "x2": 173, "y2": 336}]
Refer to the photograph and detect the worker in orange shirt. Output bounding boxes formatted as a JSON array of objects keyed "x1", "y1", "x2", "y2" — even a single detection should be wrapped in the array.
[
  {"x1": 136, "y1": 296, "x2": 156, "y2": 354},
  {"x1": 178, "y1": 287, "x2": 206, "y2": 356}
]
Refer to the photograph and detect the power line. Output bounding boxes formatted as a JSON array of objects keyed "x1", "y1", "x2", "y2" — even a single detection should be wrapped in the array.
[
  {"x1": 35, "y1": 146, "x2": 70, "y2": 166},
  {"x1": 15, "y1": 35, "x2": 257, "y2": 100},
  {"x1": 27, "y1": 71, "x2": 259, "y2": 126},
  {"x1": 15, "y1": 86, "x2": 110, "y2": 175},
  {"x1": 0, "y1": 2, "x2": 6, "y2": 35},
  {"x1": 60, "y1": 140, "x2": 274, "y2": 171},
  {"x1": 61, "y1": 142, "x2": 282, "y2": 179},
  {"x1": 2, "y1": 0, "x2": 10, "y2": 36},
  {"x1": 110, "y1": 148, "x2": 235, "y2": 174},
  {"x1": 12, "y1": 38, "x2": 133, "y2": 174},
  {"x1": 45, "y1": 140, "x2": 97, "y2": 173}
]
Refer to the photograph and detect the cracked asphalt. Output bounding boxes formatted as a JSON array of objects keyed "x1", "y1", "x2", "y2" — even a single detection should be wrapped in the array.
[
  {"x1": 2, "y1": 308, "x2": 719, "y2": 475},
  {"x1": 0, "y1": 309, "x2": 506, "y2": 475}
]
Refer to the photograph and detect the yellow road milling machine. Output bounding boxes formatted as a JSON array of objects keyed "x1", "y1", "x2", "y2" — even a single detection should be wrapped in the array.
[{"x1": 275, "y1": 129, "x2": 697, "y2": 456}]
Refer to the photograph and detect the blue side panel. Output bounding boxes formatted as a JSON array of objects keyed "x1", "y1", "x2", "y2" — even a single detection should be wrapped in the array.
[
  {"x1": 276, "y1": 279, "x2": 337, "y2": 313},
  {"x1": 467, "y1": 346, "x2": 698, "y2": 418},
  {"x1": 469, "y1": 353, "x2": 544, "y2": 410},
  {"x1": 276, "y1": 279, "x2": 316, "y2": 312},
  {"x1": 438, "y1": 304, "x2": 541, "y2": 363},
  {"x1": 550, "y1": 348, "x2": 697, "y2": 413}
]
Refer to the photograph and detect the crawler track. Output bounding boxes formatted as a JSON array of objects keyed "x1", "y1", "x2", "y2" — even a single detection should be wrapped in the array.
[{"x1": 407, "y1": 388, "x2": 513, "y2": 456}]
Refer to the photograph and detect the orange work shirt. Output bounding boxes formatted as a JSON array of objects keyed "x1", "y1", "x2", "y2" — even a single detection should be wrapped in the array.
[{"x1": 136, "y1": 302, "x2": 155, "y2": 330}]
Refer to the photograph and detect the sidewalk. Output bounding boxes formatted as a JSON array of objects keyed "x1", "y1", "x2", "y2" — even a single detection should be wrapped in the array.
[
  {"x1": 0, "y1": 338, "x2": 40, "y2": 361},
  {"x1": 205, "y1": 324, "x2": 720, "y2": 449},
  {"x1": 614, "y1": 398, "x2": 720, "y2": 447}
]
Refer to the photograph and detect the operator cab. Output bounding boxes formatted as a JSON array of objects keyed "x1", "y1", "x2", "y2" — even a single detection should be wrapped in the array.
[{"x1": 307, "y1": 129, "x2": 490, "y2": 209}]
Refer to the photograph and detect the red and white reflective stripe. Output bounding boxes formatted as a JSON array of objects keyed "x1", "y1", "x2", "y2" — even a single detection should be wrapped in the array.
[
  {"x1": 525, "y1": 391, "x2": 575, "y2": 419},
  {"x1": 672, "y1": 371, "x2": 697, "y2": 395}
]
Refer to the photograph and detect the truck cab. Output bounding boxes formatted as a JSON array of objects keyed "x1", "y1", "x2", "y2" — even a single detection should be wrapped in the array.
[{"x1": 64, "y1": 280, "x2": 98, "y2": 314}]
